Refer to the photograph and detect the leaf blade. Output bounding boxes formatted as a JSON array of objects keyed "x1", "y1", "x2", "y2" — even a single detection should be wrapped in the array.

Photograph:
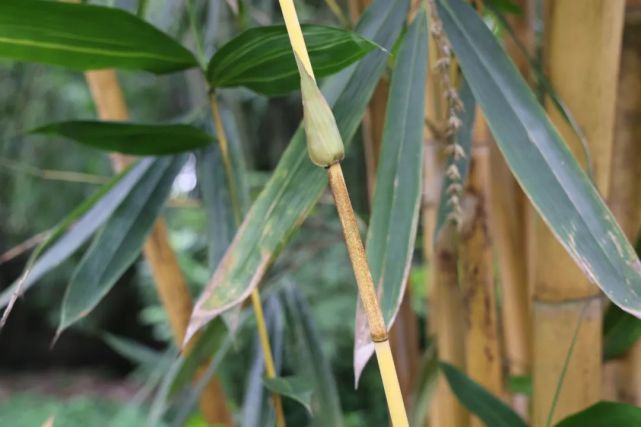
[
  {"x1": 0, "y1": 0, "x2": 197, "y2": 73},
  {"x1": 207, "y1": 24, "x2": 380, "y2": 96},
  {"x1": 58, "y1": 155, "x2": 187, "y2": 332},
  {"x1": 438, "y1": 0, "x2": 641, "y2": 317},
  {"x1": 556, "y1": 401, "x2": 641, "y2": 427},
  {"x1": 34, "y1": 121, "x2": 213, "y2": 156},
  {"x1": 354, "y1": 9, "x2": 428, "y2": 381},
  {"x1": 263, "y1": 376, "x2": 314, "y2": 415},
  {"x1": 441, "y1": 362, "x2": 528, "y2": 427}
]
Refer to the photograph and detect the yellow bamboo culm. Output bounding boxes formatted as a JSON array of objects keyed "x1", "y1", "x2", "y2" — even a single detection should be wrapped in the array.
[
  {"x1": 209, "y1": 94, "x2": 286, "y2": 427},
  {"x1": 609, "y1": 10, "x2": 641, "y2": 405},
  {"x1": 85, "y1": 70, "x2": 233, "y2": 426},
  {"x1": 276, "y1": 1, "x2": 409, "y2": 425},
  {"x1": 460, "y1": 114, "x2": 503, "y2": 421},
  {"x1": 531, "y1": 1, "x2": 625, "y2": 425}
]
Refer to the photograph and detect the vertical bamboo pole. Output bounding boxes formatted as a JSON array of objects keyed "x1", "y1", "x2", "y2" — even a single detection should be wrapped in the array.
[
  {"x1": 85, "y1": 70, "x2": 233, "y2": 426},
  {"x1": 460, "y1": 114, "x2": 503, "y2": 426},
  {"x1": 489, "y1": 0, "x2": 532, "y2": 416},
  {"x1": 277, "y1": 1, "x2": 409, "y2": 424},
  {"x1": 610, "y1": 9, "x2": 641, "y2": 405},
  {"x1": 531, "y1": 1, "x2": 625, "y2": 425}
]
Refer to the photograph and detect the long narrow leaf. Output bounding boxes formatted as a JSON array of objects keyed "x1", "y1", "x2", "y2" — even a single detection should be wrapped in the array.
[
  {"x1": 438, "y1": 0, "x2": 641, "y2": 316},
  {"x1": 0, "y1": 0, "x2": 197, "y2": 73},
  {"x1": 187, "y1": 0, "x2": 409, "y2": 341},
  {"x1": 34, "y1": 121, "x2": 213, "y2": 156},
  {"x1": 441, "y1": 362, "x2": 528, "y2": 427},
  {"x1": 208, "y1": 25, "x2": 380, "y2": 96},
  {"x1": 58, "y1": 155, "x2": 187, "y2": 332},
  {"x1": 0, "y1": 159, "x2": 153, "y2": 308},
  {"x1": 353, "y1": 9, "x2": 428, "y2": 382},
  {"x1": 556, "y1": 401, "x2": 641, "y2": 427}
]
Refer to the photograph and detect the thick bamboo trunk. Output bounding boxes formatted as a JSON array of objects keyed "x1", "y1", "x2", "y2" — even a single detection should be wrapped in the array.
[
  {"x1": 609, "y1": 10, "x2": 641, "y2": 405},
  {"x1": 460, "y1": 115, "x2": 503, "y2": 427},
  {"x1": 531, "y1": 1, "x2": 625, "y2": 425},
  {"x1": 85, "y1": 70, "x2": 233, "y2": 426}
]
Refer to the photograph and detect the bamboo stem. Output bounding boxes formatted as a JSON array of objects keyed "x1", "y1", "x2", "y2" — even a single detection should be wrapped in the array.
[
  {"x1": 431, "y1": 225, "x2": 469, "y2": 427},
  {"x1": 531, "y1": 1, "x2": 625, "y2": 424},
  {"x1": 328, "y1": 163, "x2": 409, "y2": 427},
  {"x1": 609, "y1": 13, "x2": 641, "y2": 405},
  {"x1": 460, "y1": 114, "x2": 503, "y2": 427},
  {"x1": 209, "y1": 94, "x2": 285, "y2": 427},
  {"x1": 85, "y1": 70, "x2": 233, "y2": 426}
]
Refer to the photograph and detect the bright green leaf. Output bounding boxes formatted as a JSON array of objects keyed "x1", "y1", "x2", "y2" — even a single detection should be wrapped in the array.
[
  {"x1": 0, "y1": 0, "x2": 198, "y2": 73},
  {"x1": 207, "y1": 24, "x2": 380, "y2": 96},
  {"x1": 58, "y1": 155, "x2": 187, "y2": 333},
  {"x1": 556, "y1": 401, "x2": 641, "y2": 427},
  {"x1": 354, "y1": 9, "x2": 428, "y2": 382},
  {"x1": 441, "y1": 362, "x2": 528, "y2": 427},
  {"x1": 187, "y1": 0, "x2": 409, "y2": 340},
  {"x1": 263, "y1": 376, "x2": 314, "y2": 414},
  {"x1": 0, "y1": 159, "x2": 153, "y2": 309},
  {"x1": 438, "y1": 0, "x2": 641, "y2": 318},
  {"x1": 34, "y1": 121, "x2": 213, "y2": 156}
]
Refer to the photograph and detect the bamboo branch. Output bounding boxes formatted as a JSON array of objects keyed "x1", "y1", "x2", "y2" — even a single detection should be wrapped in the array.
[
  {"x1": 277, "y1": 1, "x2": 409, "y2": 424},
  {"x1": 209, "y1": 93, "x2": 285, "y2": 427},
  {"x1": 85, "y1": 69, "x2": 233, "y2": 427}
]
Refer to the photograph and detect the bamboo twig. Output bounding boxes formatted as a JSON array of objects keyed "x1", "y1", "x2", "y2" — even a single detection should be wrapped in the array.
[
  {"x1": 209, "y1": 93, "x2": 286, "y2": 427},
  {"x1": 277, "y1": 1, "x2": 409, "y2": 425}
]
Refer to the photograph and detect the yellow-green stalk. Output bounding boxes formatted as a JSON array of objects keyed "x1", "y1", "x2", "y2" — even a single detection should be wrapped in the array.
[
  {"x1": 209, "y1": 93, "x2": 286, "y2": 427},
  {"x1": 278, "y1": 1, "x2": 409, "y2": 425}
]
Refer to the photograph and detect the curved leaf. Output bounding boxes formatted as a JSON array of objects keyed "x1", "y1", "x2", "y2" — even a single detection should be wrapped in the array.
[
  {"x1": 263, "y1": 376, "x2": 313, "y2": 415},
  {"x1": 438, "y1": 0, "x2": 641, "y2": 317},
  {"x1": 441, "y1": 362, "x2": 528, "y2": 427},
  {"x1": 556, "y1": 401, "x2": 641, "y2": 427},
  {"x1": 33, "y1": 121, "x2": 213, "y2": 156},
  {"x1": 187, "y1": 0, "x2": 409, "y2": 342},
  {"x1": 58, "y1": 155, "x2": 187, "y2": 333},
  {"x1": 603, "y1": 304, "x2": 641, "y2": 360},
  {"x1": 207, "y1": 25, "x2": 379, "y2": 96},
  {"x1": 0, "y1": 0, "x2": 197, "y2": 73},
  {"x1": 0, "y1": 159, "x2": 153, "y2": 309},
  {"x1": 353, "y1": 10, "x2": 428, "y2": 382}
]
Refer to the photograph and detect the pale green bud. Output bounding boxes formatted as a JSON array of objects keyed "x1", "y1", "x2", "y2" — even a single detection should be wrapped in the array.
[{"x1": 295, "y1": 55, "x2": 345, "y2": 167}]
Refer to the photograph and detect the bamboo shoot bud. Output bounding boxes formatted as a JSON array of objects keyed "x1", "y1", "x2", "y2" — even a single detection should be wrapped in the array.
[{"x1": 296, "y1": 55, "x2": 345, "y2": 167}]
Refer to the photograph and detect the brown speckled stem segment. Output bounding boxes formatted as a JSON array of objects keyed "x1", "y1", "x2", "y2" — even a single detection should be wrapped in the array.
[{"x1": 327, "y1": 163, "x2": 387, "y2": 341}]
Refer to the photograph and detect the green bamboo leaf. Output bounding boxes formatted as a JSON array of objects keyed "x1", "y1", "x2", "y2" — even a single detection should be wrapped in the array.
[
  {"x1": 353, "y1": 10, "x2": 428, "y2": 382},
  {"x1": 441, "y1": 362, "x2": 528, "y2": 427},
  {"x1": 187, "y1": 0, "x2": 409, "y2": 341},
  {"x1": 263, "y1": 376, "x2": 314, "y2": 415},
  {"x1": 33, "y1": 121, "x2": 213, "y2": 156},
  {"x1": 438, "y1": 0, "x2": 641, "y2": 317},
  {"x1": 207, "y1": 24, "x2": 380, "y2": 96},
  {"x1": 603, "y1": 304, "x2": 641, "y2": 360},
  {"x1": 433, "y1": 79, "x2": 476, "y2": 242},
  {"x1": 0, "y1": 0, "x2": 197, "y2": 73},
  {"x1": 282, "y1": 284, "x2": 343, "y2": 427},
  {"x1": 0, "y1": 159, "x2": 153, "y2": 310},
  {"x1": 58, "y1": 155, "x2": 187, "y2": 333},
  {"x1": 556, "y1": 402, "x2": 641, "y2": 427}
]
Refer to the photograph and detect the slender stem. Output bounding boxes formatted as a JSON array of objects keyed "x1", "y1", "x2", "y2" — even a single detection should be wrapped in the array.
[
  {"x1": 327, "y1": 163, "x2": 409, "y2": 427},
  {"x1": 209, "y1": 92, "x2": 286, "y2": 427}
]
